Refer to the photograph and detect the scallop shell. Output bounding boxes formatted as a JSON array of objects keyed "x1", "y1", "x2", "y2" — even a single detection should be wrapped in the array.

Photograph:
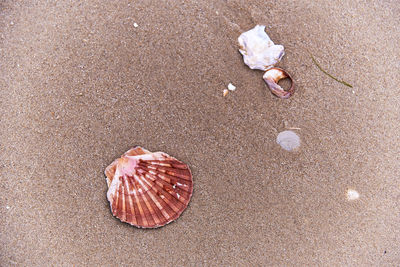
[
  {"x1": 238, "y1": 25, "x2": 285, "y2": 71},
  {"x1": 105, "y1": 146, "x2": 193, "y2": 228}
]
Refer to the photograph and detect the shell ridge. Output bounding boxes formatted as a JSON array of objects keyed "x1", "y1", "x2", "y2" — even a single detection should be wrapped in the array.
[
  {"x1": 116, "y1": 178, "x2": 123, "y2": 218},
  {"x1": 126, "y1": 174, "x2": 141, "y2": 226},
  {"x1": 144, "y1": 166, "x2": 191, "y2": 183},
  {"x1": 158, "y1": 171, "x2": 191, "y2": 183},
  {"x1": 144, "y1": 159, "x2": 188, "y2": 170},
  {"x1": 111, "y1": 182, "x2": 119, "y2": 216},
  {"x1": 142, "y1": 173, "x2": 187, "y2": 214},
  {"x1": 134, "y1": 172, "x2": 150, "y2": 194},
  {"x1": 144, "y1": 172, "x2": 192, "y2": 204},
  {"x1": 145, "y1": 189, "x2": 167, "y2": 215},
  {"x1": 124, "y1": 179, "x2": 133, "y2": 223},
  {"x1": 173, "y1": 180, "x2": 192, "y2": 194},
  {"x1": 123, "y1": 176, "x2": 134, "y2": 223},
  {"x1": 141, "y1": 163, "x2": 190, "y2": 180},
  {"x1": 142, "y1": 172, "x2": 182, "y2": 212},
  {"x1": 173, "y1": 186, "x2": 191, "y2": 201},
  {"x1": 143, "y1": 189, "x2": 166, "y2": 226},
  {"x1": 147, "y1": 184, "x2": 176, "y2": 221},
  {"x1": 120, "y1": 179, "x2": 127, "y2": 221},
  {"x1": 133, "y1": 175, "x2": 156, "y2": 227},
  {"x1": 134, "y1": 172, "x2": 161, "y2": 225},
  {"x1": 144, "y1": 189, "x2": 168, "y2": 225},
  {"x1": 139, "y1": 190, "x2": 158, "y2": 226},
  {"x1": 117, "y1": 178, "x2": 125, "y2": 219},
  {"x1": 130, "y1": 176, "x2": 148, "y2": 227},
  {"x1": 143, "y1": 177, "x2": 181, "y2": 220}
]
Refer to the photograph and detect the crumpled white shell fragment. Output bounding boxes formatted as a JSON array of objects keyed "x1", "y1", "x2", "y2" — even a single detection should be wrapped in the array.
[
  {"x1": 227, "y1": 83, "x2": 236, "y2": 91},
  {"x1": 276, "y1": 130, "x2": 300, "y2": 151},
  {"x1": 238, "y1": 25, "x2": 285, "y2": 71}
]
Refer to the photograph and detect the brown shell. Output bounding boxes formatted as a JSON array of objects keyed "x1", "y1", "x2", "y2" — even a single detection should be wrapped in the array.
[
  {"x1": 105, "y1": 147, "x2": 193, "y2": 228},
  {"x1": 263, "y1": 67, "x2": 295, "y2": 99}
]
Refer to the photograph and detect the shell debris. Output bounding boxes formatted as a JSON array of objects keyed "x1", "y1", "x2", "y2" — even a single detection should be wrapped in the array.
[
  {"x1": 133, "y1": 22, "x2": 139, "y2": 28},
  {"x1": 346, "y1": 189, "x2": 360, "y2": 201},
  {"x1": 223, "y1": 89, "x2": 229, "y2": 97},
  {"x1": 238, "y1": 25, "x2": 295, "y2": 99},
  {"x1": 227, "y1": 83, "x2": 236, "y2": 91}
]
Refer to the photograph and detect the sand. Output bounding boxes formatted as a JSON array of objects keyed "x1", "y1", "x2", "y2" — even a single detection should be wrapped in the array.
[{"x1": 1, "y1": 0, "x2": 399, "y2": 265}]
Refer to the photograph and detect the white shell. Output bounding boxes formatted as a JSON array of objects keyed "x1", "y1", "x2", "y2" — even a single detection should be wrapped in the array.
[
  {"x1": 227, "y1": 83, "x2": 236, "y2": 91},
  {"x1": 276, "y1": 130, "x2": 300, "y2": 151},
  {"x1": 346, "y1": 189, "x2": 360, "y2": 201},
  {"x1": 238, "y1": 25, "x2": 285, "y2": 71}
]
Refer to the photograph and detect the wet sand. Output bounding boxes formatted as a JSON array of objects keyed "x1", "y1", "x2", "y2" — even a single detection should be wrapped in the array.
[{"x1": 1, "y1": 0, "x2": 399, "y2": 265}]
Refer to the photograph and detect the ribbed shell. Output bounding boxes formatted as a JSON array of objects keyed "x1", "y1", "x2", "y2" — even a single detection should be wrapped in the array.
[{"x1": 105, "y1": 147, "x2": 193, "y2": 228}]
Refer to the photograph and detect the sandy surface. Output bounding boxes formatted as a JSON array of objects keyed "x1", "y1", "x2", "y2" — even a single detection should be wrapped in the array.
[{"x1": 1, "y1": 0, "x2": 399, "y2": 266}]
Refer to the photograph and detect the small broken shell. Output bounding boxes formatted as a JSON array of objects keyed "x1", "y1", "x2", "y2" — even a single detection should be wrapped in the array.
[
  {"x1": 227, "y1": 83, "x2": 236, "y2": 91},
  {"x1": 105, "y1": 146, "x2": 193, "y2": 228},
  {"x1": 346, "y1": 189, "x2": 360, "y2": 201},
  {"x1": 238, "y1": 25, "x2": 285, "y2": 71},
  {"x1": 263, "y1": 67, "x2": 294, "y2": 99}
]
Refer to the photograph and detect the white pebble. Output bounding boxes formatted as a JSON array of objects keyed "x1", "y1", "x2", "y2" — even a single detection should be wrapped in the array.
[
  {"x1": 276, "y1": 130, "x2": 300, "y2": 151},
  {"x1": 6, "y1": 206, "x2": 10, "y2": 210},
  {"x1": 227, "y1": 83, "x2": 236, "y2": 91},
  {"x1": 133, "y1": 23, "x2": 139, "y2": 28},
  {"x1": 346, "y1": 189, "x2": 359, "y2": 201}
]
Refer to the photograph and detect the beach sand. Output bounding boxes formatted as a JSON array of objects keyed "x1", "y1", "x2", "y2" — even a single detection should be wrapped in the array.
[{"x1": 1, "y1": 0, "x2": 399, "y2": 265}]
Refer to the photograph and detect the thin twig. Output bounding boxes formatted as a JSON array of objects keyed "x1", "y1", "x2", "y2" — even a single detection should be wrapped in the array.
[{"x1": 310, "y1": 54, "x2": 353, "y2": 88}]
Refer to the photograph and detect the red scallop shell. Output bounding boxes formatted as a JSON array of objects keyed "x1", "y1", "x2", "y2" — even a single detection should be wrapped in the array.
[{"x1": 105, "y1": 147, "x2": 193, "y2": 228}]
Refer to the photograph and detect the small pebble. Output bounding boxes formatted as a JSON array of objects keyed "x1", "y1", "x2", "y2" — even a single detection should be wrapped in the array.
[
  {"x1": 346, "y1": 189, "x2": 359, "y2": 201},
  {"x1": 227, "y1": 83, "x2": 236, "y2": 91},
  {"x1": 6, "y1": 206, "x2": 10, "y2": 210},
  {"x1": 133, "y1": 23, "x2": 139, "y2": 28},
  {"x1": 223, "y1": 89, "x2": 229, "y2": 97}
]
